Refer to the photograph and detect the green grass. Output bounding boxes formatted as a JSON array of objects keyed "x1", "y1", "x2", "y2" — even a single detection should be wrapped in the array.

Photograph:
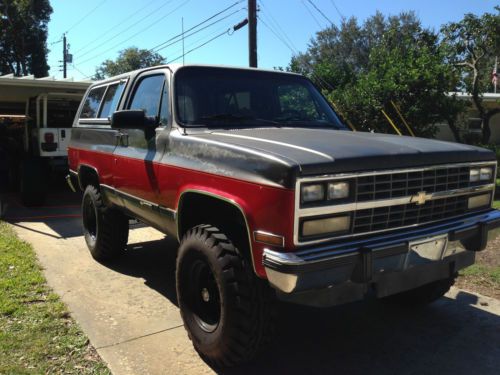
[
  {"x1": 0, "y1": 222, "x2": 110, "y2": 374},
  {"x1": 460, "y1": 264, "x2": 500, "y2": 288},
  {"x1": 494, "y1": 200, "x2": 500, "y2": 209}
]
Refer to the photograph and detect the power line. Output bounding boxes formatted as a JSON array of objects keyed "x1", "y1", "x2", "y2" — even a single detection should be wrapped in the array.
[
  {"x1": 153, "y1": 9, "x2": 243, "y2": 53},
  {"x1": 329, "y1": 0, "x2": 344, "y2": 19},
  {"x1": 301, "y1": 0, "x2": 323, "y2": 28},
  {"x1": 78, "y1": 0, "x2": 192, "y2": 66},
  {"x1": 166, "y1": 29, "x2": 230, "y2": 64},
  {"x1": 259, "y1": 15, "x2": 334, "y2": 91},
  {"x1": 307, "y1": 0, "x2": 334, "y2": 25},
  {"x1": 65, "y1": 0, "x2": 108, "y2": 34},
  {"x1": 258, "y1": 1, "x2": 298, "y2": 53},
  {"x1": 149, "y1": 1, "x2": 244, "y2": 52},
  {"x1": 73, "y1": 0, "x2": 158, "y2": 55},
  {"x1": 75, "y1": 0, "x2": 177, "y2": 59}
]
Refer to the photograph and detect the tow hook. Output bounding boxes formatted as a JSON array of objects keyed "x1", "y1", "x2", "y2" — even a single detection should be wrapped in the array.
[{"x1": 65, "y1": 174, "x2": 76, "y2": 193}]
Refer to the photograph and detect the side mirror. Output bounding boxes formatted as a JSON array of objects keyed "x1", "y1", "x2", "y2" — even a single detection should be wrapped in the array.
[{"x1": 111, "y1": 110, "x2": 146, "y2": 129}]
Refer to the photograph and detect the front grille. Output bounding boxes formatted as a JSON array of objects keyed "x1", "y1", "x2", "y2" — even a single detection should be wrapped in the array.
[
  {"x1": 353, "y1": 196, "x2": 469, "y2": 234},
  {"x1": 297, "y1": 162, "x2": 496, "y2": 243},
  {"x1": 356, "y1": 166, "x2": 472, "y2": 202}
]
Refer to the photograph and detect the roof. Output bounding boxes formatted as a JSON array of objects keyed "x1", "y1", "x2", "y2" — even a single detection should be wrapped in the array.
[
  {"x1": 448, "y1": 91, "x2": 500, "y2": 102},
  {"x1": 89, "y1": 63, "x2": 302, "y2": 87},
  {"x1": 0, "y1": 74, "x2": 92, "y2": 103}
]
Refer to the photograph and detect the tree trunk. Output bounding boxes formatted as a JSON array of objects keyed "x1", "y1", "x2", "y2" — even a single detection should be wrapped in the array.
[{"x1": 447, "y1": 118, "x2": 462, "y2": 143}]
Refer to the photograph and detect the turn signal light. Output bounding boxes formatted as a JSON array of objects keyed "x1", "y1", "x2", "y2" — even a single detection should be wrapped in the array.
[{"x1": 44, "y1": 132, "x2": 55, "y2": 143}]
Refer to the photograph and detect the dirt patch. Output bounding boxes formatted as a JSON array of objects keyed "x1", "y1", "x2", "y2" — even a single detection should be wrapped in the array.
[{"x1": 456, "y1": 238, "x2": 500, "y2": 299}]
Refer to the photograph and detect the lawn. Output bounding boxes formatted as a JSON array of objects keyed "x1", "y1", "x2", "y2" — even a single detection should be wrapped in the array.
[
  {"x1": 0, "y1": 222, "x2": 110, "y2": 374},
  {"x1": 456, "y1": 198, "x2": 500, "y2": 299}
]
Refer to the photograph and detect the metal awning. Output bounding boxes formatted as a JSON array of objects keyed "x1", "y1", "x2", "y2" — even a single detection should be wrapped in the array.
[{"x1": 0, "y1": 74, "x2": 92, "y2": 103}]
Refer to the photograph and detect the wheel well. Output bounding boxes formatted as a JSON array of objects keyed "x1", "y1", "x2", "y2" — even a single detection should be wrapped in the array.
[
  {"x1": 78, "y1": 165, "x2": 99, "y2": 190},
  {"x1": 178, "y1": 192, "x2": 251, "y2": 261}
]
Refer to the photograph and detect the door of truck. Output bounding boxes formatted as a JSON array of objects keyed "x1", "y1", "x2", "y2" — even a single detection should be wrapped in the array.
[{"x1": 112, "y1": 70, "x2": 169, "y2": 227}]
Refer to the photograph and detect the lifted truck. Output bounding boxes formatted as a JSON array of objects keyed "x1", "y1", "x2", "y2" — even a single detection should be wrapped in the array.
[{"x1": 67, "y1": 64, "x2": 500, "y2": 367}]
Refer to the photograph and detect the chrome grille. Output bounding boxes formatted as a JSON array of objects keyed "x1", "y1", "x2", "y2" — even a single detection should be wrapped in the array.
[
  {"x1": 353, "y1": 196, "x2": 469, "y2": 234},
  {"x1": 356, "y1": 166, "x2": 472, "y2": 202}
]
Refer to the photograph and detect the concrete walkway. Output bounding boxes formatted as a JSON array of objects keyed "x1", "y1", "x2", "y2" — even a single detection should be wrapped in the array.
[{"x1": 5, "y1": 192, "x2": 500, "y2": 375}]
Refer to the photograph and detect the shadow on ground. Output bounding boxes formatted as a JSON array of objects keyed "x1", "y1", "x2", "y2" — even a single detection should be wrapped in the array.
[{"x1": 103, "y1": 236, "x2": 500, "y2": 375}]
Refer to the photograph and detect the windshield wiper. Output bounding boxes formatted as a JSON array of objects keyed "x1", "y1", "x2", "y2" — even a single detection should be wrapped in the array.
[{"x1": 196, "y1": 114, "x2": 282, "y2": 127}]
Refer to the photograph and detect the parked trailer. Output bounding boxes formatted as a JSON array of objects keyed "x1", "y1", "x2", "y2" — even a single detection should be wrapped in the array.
[{"x1": 0, "y1": 75, "x2": 91, "y2": 206}]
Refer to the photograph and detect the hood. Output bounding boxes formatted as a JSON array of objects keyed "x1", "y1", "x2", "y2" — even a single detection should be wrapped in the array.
[{"x1": 193, "y1": 128, "x2": 495, "y2": 176}]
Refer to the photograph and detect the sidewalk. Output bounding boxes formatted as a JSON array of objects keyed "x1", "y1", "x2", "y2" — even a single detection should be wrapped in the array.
[{"x1": 8, "y1": 193, "x2": 500, "y2": 375}]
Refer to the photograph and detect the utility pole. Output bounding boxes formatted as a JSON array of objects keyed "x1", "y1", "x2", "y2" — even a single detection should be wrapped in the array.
[
  {"x1": 248, "y1": 0, "x2": 257, "y2": 67},
  {"x1": 63, "y1": 34, "x2": 67, "y2": 78}
]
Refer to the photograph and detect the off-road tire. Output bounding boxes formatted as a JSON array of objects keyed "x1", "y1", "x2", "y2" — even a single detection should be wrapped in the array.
[
  {"x1": 20, "y1": 158, "x2": 48, "y2": 207},
  {"x1": 176, "y1": 225, "x2": 274, "y2": 368},
  {"x1": 82, "y1": 185, "x2": 129, "y2": 261},
  {"x1": 382, "y1": 273, "x2": 457, "y2": 306}
]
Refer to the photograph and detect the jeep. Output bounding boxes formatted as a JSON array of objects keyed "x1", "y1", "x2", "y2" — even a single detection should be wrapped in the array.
[{"x1": 67, "y1": 64, "x2": 500, "y2": 367}]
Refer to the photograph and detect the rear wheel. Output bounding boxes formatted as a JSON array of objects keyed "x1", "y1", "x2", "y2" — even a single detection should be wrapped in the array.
[
  {"x1": 82, "y1": 185, "x2": 129, "y2": 261},
  {"x1": 382, "y1": 273, "x2": 457, "y2": 306},
  {"x1": 176, "y1": 225, "x2": 274, "y2": 367},
  {"x1": 20, "y1": 158, "x2": 48, "y2": 207}
]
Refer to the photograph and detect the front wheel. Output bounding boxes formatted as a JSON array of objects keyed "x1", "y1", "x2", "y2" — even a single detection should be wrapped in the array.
[
  {"x1": 176, "y1": 225, "x2": 274, "y2": 367},
  {"x1": 82, "y1": 185, "x2": 129, "y2": 261}
]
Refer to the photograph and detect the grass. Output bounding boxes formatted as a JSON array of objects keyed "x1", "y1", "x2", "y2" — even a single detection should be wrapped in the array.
[{"x1": 0, "y1": 222, "x2": 110, "y2": 374}]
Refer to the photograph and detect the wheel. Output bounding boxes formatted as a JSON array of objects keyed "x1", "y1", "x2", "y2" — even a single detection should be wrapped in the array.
[
  {"x1": 382, "y1": 273, "x2": 457, "y2": 306},
  {"x1": 176, "y1": 225, "x2": 274, "y2": 367},
  {"x1": 82, "y1": 185, "x2": 129, "y2": 261},
  {"x1": 20, "y1": 158, "x2": 48, "y2": 206}
]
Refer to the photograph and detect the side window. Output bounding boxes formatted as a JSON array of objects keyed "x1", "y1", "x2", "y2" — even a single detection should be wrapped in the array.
[
  {"x1": 129, "y1": 75, "x2": 165, "y2": 117},
  {"x1": 80, "y1": 86, "x2": 106, "y2": 118},
  {"x1": 98, "y1": 81, "x2": 126, "y2": 118}
]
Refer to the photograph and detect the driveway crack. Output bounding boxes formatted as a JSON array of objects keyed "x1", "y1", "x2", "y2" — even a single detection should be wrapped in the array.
[{"x1": 95, "y1": 324, "x2": 184, "y2": 349}]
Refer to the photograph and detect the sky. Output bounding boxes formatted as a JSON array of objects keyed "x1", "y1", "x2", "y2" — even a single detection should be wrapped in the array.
[{"x1": 46, "y1": 0, "x2": 499, "y2": 80}]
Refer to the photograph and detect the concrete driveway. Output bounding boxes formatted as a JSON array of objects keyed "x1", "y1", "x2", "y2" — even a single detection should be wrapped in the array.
[{"x1": 4, "y1": 191, "x2": 500, "y2": 375}]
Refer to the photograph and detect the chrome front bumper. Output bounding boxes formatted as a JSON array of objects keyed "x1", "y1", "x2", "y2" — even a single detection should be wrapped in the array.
[{"x1": 263, "y1": 210, "x2": 500, "y2": 301}]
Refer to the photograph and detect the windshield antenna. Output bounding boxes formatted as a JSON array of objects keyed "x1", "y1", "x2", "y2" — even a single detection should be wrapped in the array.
[{"x1": 182, "y1": 17, "x2": 185, "y2": 66}]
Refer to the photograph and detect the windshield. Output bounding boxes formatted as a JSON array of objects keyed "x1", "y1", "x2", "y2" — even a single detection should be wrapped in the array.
[{"x1": 174, "y1": 66, "x2": 346, "y2": 129}]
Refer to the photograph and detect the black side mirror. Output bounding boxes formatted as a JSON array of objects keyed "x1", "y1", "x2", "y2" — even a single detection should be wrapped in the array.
[{"x1": 111, "y1": 110, "x2": 146, "y2": 129}]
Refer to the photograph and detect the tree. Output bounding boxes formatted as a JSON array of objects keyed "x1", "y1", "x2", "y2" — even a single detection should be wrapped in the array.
[
  {"x1": 94, "y1": 47, "x2": 165, "y2": 80},
  {"x1": 441, "y1": 8, "x2": 500, "y2": 143},
  {"x1": 289, "y1": 12, "x2": 464, "y2": 139},
  {"x1": 0, "y1": 0, "x2": 53, "y2": 77}
]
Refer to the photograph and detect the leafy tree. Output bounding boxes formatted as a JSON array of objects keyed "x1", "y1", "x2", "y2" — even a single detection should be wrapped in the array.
[
  {"x1": 441, "y1": 7, "x2": 500, "y2": 143},
  {"x1": 0, "y1": 0, "x2": 53, "y2": 77},
  {"x1": 94, "y1": 47, "x2": 165, "y2": 80},
  {"x1": 289, "y1": 12, "x2": 464, "y2": 140}
]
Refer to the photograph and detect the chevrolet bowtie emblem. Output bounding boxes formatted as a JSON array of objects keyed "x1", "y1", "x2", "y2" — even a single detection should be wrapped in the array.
[{"x1": 411, "y1": 191, "x2": 430, "y2": 205}]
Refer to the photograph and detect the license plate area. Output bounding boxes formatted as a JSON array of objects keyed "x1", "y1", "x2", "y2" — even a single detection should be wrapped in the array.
[{"x1": 406, "y1": 235, "x2": 448, "y2": 267}]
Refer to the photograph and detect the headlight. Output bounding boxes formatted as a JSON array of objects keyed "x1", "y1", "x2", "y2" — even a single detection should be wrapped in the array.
[
  {"x1": 480, "y1": 167, "x2": 493, "y2": 181},
  {"x1": 470, "y1": 168, "x2": 480, "y2": 182},
  {"x1": 328, "y1": 181, "x2": 349, "y2": 200},
  {"x1": 301, "y1": 184, "x2": 325, "y2": 203},
  {"x1": 302, "y1": 215, "x2": 350, "y2": 237}
]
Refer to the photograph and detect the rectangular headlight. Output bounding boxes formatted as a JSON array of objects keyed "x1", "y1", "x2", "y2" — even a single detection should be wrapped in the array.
[
  {"x1": 327, "y1": 181, "x2": 349, "y2": 200},
  {"x1": 468, "y1": 193, "x2": 491, "y2": 209},
  {"x1": 302, "y1": 215, "x2": 350, "y2": 237},
  {"x1": 470, "y1": 168, "x2": 480, "y2": 182},
  {"x1": 480, "y1": 167, "x2": 493, "y2": 181},
  {"x1": 301, "y1": 184, "x2": 325, "y2": 203}
]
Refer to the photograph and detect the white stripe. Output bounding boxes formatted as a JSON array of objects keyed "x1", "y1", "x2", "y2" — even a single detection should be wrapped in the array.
[{"x1": 212, "y1": 132, "x2": 334, "y2": 161}]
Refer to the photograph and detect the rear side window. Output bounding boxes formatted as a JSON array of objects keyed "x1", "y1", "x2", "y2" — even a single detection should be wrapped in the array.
[
  {"x1": 80, "y1": 86, "x2": 106, "y2": 118},
  {"x1": 99, "y1": 81, "x2": 126, "y2": 118},
  {"x1": 129, "y1": 75, "x2": 165, "y2": 117}
]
